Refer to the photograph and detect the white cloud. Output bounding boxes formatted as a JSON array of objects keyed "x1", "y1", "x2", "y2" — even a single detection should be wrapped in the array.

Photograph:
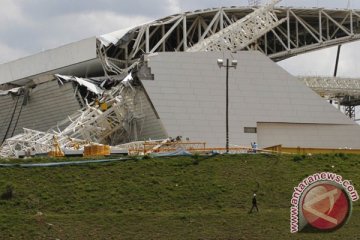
[
  {"x1": 336, "y1": 42, "x2": 360, "y2": 78},
  {"x1": 167, "y1": 0, "x2": 182, "y2": 14},
  {"x1": 0, "y1": 0, "x2": 31, "y2": 30},
  {"x1": 16, "y1": 11, "x2": 153, "y2": 56},
  {"x1": 278, "y1": 47, "x2": 337, "y2": 76},
  {"x1": 0, "y1": 42, "x2": 29, "y2": 64},
  {"x1": 73, "y1": 11, "x2": 152, "y2": 35},
  {"x1": 279, "y1": 41, "x2": 360, "y2": 78}
]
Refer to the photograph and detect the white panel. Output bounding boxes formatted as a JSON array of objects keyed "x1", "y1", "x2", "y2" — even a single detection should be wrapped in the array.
[
  {"x1": 142, "y1": 51, "x2": 359, "y2": 148},
  {"x1": 133, "y1": 90, "x2": 167, "y2": 140},
  {"x1": 257, "y1": 123, "x2": 360, "y2": 149},
  {"x1": 0, "y1": 37, "x2": 97, "y2": 84}
]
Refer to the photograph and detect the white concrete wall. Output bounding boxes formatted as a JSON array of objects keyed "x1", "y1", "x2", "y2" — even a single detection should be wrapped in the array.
[
  {"x1": 141, "y1": 51, "x2": 359, "y2": 148},
  {"x1": 0, "y1": 37, "x2": 97, "y2": 85},
  {"x1": 133, "y1": 89, "x2": 168, "y2": 141},
  {"x1": 257, "y1": 123, "x2": 360, "y2": 149}
]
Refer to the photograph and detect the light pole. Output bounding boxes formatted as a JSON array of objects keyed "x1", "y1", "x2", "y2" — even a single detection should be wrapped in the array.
[{"x1": 217, "y1": 58, "x2": 237, "y2": 153}]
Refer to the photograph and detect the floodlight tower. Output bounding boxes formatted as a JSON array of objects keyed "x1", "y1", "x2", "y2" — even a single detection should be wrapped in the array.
[
  {"x1": 248, "y1": 0, "x2": 261, "y2": 6},
  {"x1": 217, "y1": 59, "x2": 238, "y2": 153}
]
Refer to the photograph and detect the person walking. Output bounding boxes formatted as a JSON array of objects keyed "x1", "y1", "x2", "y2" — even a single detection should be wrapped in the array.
[
  {"x1": 253, "y1": 142, "x2": 258, "y2": 153},
  {"x1": 249, "y1": 193, "x2": 259, "y2": 213}
]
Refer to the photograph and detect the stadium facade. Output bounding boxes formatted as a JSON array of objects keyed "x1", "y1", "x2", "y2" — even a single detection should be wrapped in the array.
[{"x1": 1, "y1": 2, "x2": 360, "y2": 157}]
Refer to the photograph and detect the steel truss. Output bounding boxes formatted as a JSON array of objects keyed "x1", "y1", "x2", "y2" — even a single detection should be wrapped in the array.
[
  {"x1": 0, "y1": 129, "x2": 86, "y2": 158},
  {"x1": 187, "y1": 0, "x2": 285, "y2": 52},
  {"x1": 301, "y1": 76, "x2": 360, "y2": 100},
  {"x1": 0, "y1": 75, "x2": 144, "y2": 158},
  {"x1": 301, "y1": 76, "x2": 360, "y2": 120},
  {"x1": 345, "y1": 106, "x2": 356, "y2": 120},
  {"x1": 55, "y1": 79, "x2": 143, "y2": 144},
  {"x1": 97, "y1": 1, "x2": 360, "y2": 74}
]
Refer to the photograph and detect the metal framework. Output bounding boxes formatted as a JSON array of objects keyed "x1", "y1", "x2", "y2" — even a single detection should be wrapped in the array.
[
  {"x1": 301, "y1": 76, "x2": 360, "y2": 119},
  {"x1": 188, "y1": 0, "x2": 285, "y2": 52},
  {"x1": 345, "y1": 106, "x2": 356, "y2": 119},
  {"x1": 54, "y1": 83, "x2": 142, "y2": 144},
  {"x1": 0, "y1": 129, "x2": 86, "y2": 158},
  {"x1": 0, "y1": 74, "x2": 144, "y2": 158},
  {"x1": 97, "y1": 2, "x2": 360, "y2": 75},
  {"x1": 301, "y1": 76, "x2": 360, "y2": 100}
]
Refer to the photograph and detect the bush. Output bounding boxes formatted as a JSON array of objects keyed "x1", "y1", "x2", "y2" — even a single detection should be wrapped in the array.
[
  {"x1": 335, "y1": 153, "x2": 349, "y2": 160},
  {"x1": 1, "y1": 184, "x2": 14, "y2": 200},
  {"x1": 192, "y1": 153, "x2": 200, "y2": 160},
  {"x1": 292, "y1": 155, "x2": 305, "y2": 162},
  {"x1": 192, "y1": 159, "x2": 200, "y2": 165}
]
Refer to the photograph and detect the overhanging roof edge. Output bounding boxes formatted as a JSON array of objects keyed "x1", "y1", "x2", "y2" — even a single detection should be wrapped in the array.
[{"x1": 0, "y1": 37, "x2": 98, "y2": 85}]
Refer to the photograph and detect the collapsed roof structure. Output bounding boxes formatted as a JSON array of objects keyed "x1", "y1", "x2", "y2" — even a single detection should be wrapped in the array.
[{"x1": 1, "y1": 0, "x2": 360, "y2": 158}]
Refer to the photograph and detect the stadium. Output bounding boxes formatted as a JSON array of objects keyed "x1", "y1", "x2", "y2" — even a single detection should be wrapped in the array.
[{"x1": 1, "y1": 0, "x2": 360, "y2": 157}]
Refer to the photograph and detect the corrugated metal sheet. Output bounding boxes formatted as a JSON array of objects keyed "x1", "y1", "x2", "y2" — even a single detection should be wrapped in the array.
[
  {"x1": 0, "y1": 80, "x2": 81, "y2": 142},
  {"x1": 0, "y1": 94, "x2": 20, "y2": 142}
]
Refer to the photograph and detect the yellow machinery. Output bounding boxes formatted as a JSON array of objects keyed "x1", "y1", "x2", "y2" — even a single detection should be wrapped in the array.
[
  {"x1": 48, "y1": 136, "x2": 65, "y2": 157},
  {"x1": 83, "y1": 144, "x2": 110, "y2": 157}
]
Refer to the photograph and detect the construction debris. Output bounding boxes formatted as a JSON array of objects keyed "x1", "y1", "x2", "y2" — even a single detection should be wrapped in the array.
[
  {"x1": 0, "y1": 72, "x2": 143, "y2": 158},
  {"x1": 55, "y1": 74, "x2": 104, "y2": 95},
  {"x1": 0, "y1": 87, "x2": 23, "y2": 96},
  {"x1": 116, "y1": 137, "x2": 256, "y2": 156}
]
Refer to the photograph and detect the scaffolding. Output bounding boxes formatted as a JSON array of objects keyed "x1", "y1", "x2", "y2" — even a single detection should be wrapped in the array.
[{"x1": 121, "y1": 138, "x2": 255, "y2": 156}]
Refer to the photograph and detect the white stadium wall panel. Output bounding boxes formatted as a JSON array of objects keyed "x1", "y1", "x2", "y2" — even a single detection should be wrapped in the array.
[
  {"x1": 257, "y1": 123, "x2": 360, "y2": 149},
  {"x1": 141, "y1": 51, "x2": 360, "y2": 148}
]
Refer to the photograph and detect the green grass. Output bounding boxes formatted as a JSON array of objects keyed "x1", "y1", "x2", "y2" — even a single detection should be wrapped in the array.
[{"x1": 0, "y1": 153, "x2": 360, "y2": 239}]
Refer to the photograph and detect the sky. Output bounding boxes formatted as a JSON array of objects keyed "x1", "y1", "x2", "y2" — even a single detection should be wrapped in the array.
[{"x1": 1, "y1": 0, "x2": 360, "y2": 77}]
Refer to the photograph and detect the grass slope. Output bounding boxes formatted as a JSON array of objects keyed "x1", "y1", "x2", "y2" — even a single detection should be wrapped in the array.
[{"x1": 0, "y1": 154, "x2": 360, "y2": 239}]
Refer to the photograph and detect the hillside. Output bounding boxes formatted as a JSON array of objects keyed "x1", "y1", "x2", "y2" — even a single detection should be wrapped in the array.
[{"x1": 0, "y1": 154, "x2": 359, "y2": 239}]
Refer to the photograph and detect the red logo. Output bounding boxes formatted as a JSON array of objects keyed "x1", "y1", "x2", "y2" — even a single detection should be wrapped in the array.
[{"x1": 301, "y1": 183, "x2": 351, "y2": 231}]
